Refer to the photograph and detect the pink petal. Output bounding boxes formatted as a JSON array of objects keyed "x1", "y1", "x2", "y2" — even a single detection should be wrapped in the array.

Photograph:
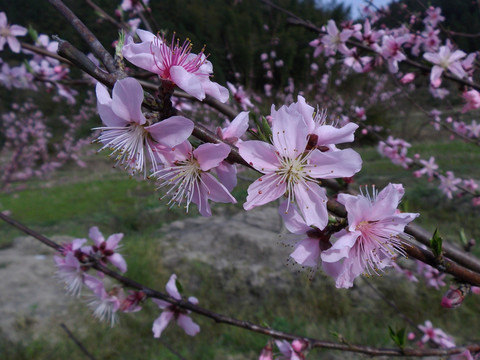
[
  {"x1": 9, "y1": 25, "x2": 27, "y2": 36},
  {"x1": 290, "y1": 238, "x2": 321, "y2": 267},
  {"x1": 295, "y1": 96, "x2": 315, "y2": 132},
  {"x1": 151, "y1": 298, "x2": 170, "y2": 309},
  {"x1": 111, "y1": 77, "x2": 146, "y2": 125},
  {"x1": 278, "y1": 200, "x2": 310, "y2": 234},
  {"x1": 177, "y1": 314, "x2": 200, "y2": 336},
  {"x1": 203, "y1": 80, "x2": 229, "y2": 103},
  {"x1": 237, "y1": 140, "x2": 281, "y2": 173},
  {"x1": 222, "y1": 111, "x2": 249, "y2": 140},
  {"x1": 152, "y1": 310, "x2": 174, "y2": 338},
  {"x1": 314, "y1": 122, "x2": 358, "y2": 145},
  {"x1": 215, "y1": 161, "x2": 237, "y2": 191},
  {"x1": 105, "y1": 233, "x2": 124, "y2": 250},
  {"x1": 146, "y1": 116, "x2": 194, "y2": 148},
  {"x1": 109, "y1": 253, "x2": 127, "y2": 273},
  {"x1": 194, "y1": 143, "x2": 231, "y2": 171},
  {"x1": 165, "y1": 274, "x2": 181, "y2": 300},
  {"x1": 88, "y1": 226, "x2": 104, "y2": 246},
  {"x1": 200, "y1": 172, "x2": 236, "y2": 204},
  {"x1": 294, "y1": 182, "x2": 328, "y2": 229},
  {"x1": 122, "y1": 36, "x2": 157, "y2": 73},
  {"x1": 7, "y1": 37, "x2": 21, "y2": 53},
  {"x1": 192, "y1": 181, "x2": 212, "y2": 217},
  {"x1": 136, "y1": 29, "x2": 156, "y2": 42},
  {"x1": 321, "y1": 231, "x2": 359, "y2": 262},
  {"x1": 170, "y1": 65, "x2": 205, "y2": 100},
  {"x1": 430, "y1": 65, "x2": 444, "y2": 87},
  {"x1": 448, "y1": 61, "x2": 466, "y2": 79},
  {"x1": 307, "y1": 148, "x2": 362, "y2": 179},
  {"x1": 244, "y1": 173, "x2": 286, "y2": 210},
  {"x1": 271, "y1": 106, "x2": 308, "y2": 158},
  {"x1": 0, "y1": 12, "x2": 6, "y2": 27}
]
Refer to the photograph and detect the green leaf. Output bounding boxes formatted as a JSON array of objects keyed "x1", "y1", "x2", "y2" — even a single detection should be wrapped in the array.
[
  {"x1": 459, "y1": 228, "x2": 467, "y2": 246},
  {"x1": 430, "y1": 228, "x2": 443, "y2": 257},
  {"x1": 388, "y1": 326, "x2": 406, "y2": 348},
  {"x1": 175, "y1": 278, "x2": 184, "y2": 294},
  {"x1": 28, "y1": 25, "x2": 38, "y2": 42}
]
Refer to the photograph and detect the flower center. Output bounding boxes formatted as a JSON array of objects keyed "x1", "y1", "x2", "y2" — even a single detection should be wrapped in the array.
[
  {"x1": 156, "y1": 155, "x2": 202, "y2": 212},
  {"x1": 152, "y1": 35, "x2": 209, "y2": 81}
]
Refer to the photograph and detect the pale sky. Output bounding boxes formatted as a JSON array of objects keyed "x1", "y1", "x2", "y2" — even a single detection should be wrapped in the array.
[{"x1": 334, "y1": 0, "x2": 393, "y2": 19}]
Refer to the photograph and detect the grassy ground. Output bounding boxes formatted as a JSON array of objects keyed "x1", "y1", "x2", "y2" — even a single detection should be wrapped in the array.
[{"x1": 0, "y1": 139, "x2": 480, "y2": 359}]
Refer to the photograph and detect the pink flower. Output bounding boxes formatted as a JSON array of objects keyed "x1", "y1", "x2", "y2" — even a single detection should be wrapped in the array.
[
  {"x1": 95, "y1": 77, "x2": 194, "y2": 176},
  {"x1": 152, "y1": 274, "x2": 200, "y2": 338},
  {"x1": 258, "y1": 342, "x2": 274, "y2": 360},
  {"x1": 400, "y1": 72, "x2": 415, "y2": 84},
  {"x1": 418, "y1": 320, "x2": 455, "y2": 348},
  {"x1": 82, "y1": 226, "x2": 127, "y2": 273},
  {"x1": 0, "y1": 12, "x2": 27, "y2": 53},
  {"x1": 380, "y1": 34, "x2": 410, "y2": 73},
  {"x1": 84, "y1": 277, "x2": 122, "y2": 327},
  {"x1": 415, "y1": 156, "x2": 438, "y2": 180},
  {"x1": 121, "y1": 0, "x2": 149, "y2": 12},
  {"x1": 462, "y1": 90, "x2": 480, "y2": 113},
  {"x1": 238, "y1": 100, "x2": 361, "y2": 229},
  {"x1": 153, "y1": 141, "x2": 237, "y2": 216},
  {"x1": 215, "y1": 111, "x2": 250, "y2": 191},
  {"x1": 275, "y1": 340, "x2": 305, "y2": 360},
  {"x1": 321, "y1": 184, "x2": 419, "y2": 288},
  {"x1": 54, "y1": 252, "x2": 94, "y2": 297},
  {"x1": 227, "y1": 82, "x2": 254, "y2": 110},
  {"x1": 279, "y1": 200, "x2": 332, "y2": 268},
  {"x1": 321, "y1": 20, "x2": 353, "y2": 56},
  {"x1": 423, "y1": 7, "x2": 445, "y2": 27},
  {"x1": 123, "y1": 31, "x2": 228, "y2": 102},
  {"x1": 423, "y1": 46, "x2": 466, "y2": 88},
  {"x1": 438, "y1": 171, "x2": 461, "y2": 199}
]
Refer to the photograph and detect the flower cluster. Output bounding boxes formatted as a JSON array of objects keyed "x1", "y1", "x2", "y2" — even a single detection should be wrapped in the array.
[{"x1": 54, "y1": 227, "x2": 145, "y2": 326}]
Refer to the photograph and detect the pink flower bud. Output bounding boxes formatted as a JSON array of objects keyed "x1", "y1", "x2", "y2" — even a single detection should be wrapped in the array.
[
  {"x1": 292, "y1": 339, "x2": 308, "y2": 352},
  {"x1": 441, "y1": 285, "x2": 470, "y2": 308},
  {"x1": 407, "y1": 332, "x2": 416, "y2": 340},
  {"x1": 400, "y1": 73, "x2": 415, "y2": 84}
]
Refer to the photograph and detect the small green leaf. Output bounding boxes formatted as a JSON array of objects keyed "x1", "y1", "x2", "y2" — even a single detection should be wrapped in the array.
[
  {"x1": 459, "y1": 228, "x2": 467, "y2": 246},
  {"x1": 28, "y1": 25, "x2": 38, "y2": 42},
  {"x1": 430, "y1": 228, "x2": 443, "y2": 257},
  {"x1": 389, "y1": 326, "x2": 406, "y2": 348},
  {"x1": 175, "y1": 279, "x2": 184, "y2": 294}
]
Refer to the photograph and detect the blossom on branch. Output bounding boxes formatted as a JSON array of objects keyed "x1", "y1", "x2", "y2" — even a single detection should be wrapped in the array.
[
  {"x1": 95, "y1": 77, "x2": 194, "y2": 176},
  {"x1": 82, "y1": 226, "x2": 127, "y2": 273},
  {"x1": 321, "y1": 184, "x2": 419, "y2": 288},
  {"x1": 238, "y1": 98, "x2": 362, "y2": 229},
  {"x1": 0, "y1": 12, "x2": 27, "y2": 53},
  {"x1": 153, "y1": 141, "x2": 237, "y2": 216},
  {"x1": 423, "y1": 45, "x2": 466, "y2": 88},
  {"x1": 152, "y1": 274, "x2": 200, "y2": 339},
  {"x1": 123, "y1": 30, "x2": 229, "y2": 102}
]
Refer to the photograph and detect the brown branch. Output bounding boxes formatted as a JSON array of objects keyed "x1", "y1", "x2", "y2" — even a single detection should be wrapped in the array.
[
  {"x1": 55, "y1": 37, "x2": 117, "y2": 87},
  {"x1": 20, "y1": 42, "x2": 73, "y2": 66},
  {"x1": 0, "y1": 211, "x2": 479, "y2": 357},
  {"x1": 48, "y1": 0, "x2": 117, "y2": 74}
]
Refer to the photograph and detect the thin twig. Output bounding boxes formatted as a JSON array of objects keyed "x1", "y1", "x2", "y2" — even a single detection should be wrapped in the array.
[
  {"x1": 160, "y1": 339, "x2": 188, "y2": 360},
  {"x1": 48, "y1": 0, "x2": 117, "y2": 74},
  {"x1": 60, "y1": 323, "x2": 97, "y2": 360}
]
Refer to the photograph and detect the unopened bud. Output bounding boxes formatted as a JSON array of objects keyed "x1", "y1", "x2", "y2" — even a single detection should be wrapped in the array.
[
  {"x1": 441, "y1": 284, "x2": 470, "y2": 308},
  {"x1": 292, "y1": 339, "x2": 308, "y2": 352}
]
